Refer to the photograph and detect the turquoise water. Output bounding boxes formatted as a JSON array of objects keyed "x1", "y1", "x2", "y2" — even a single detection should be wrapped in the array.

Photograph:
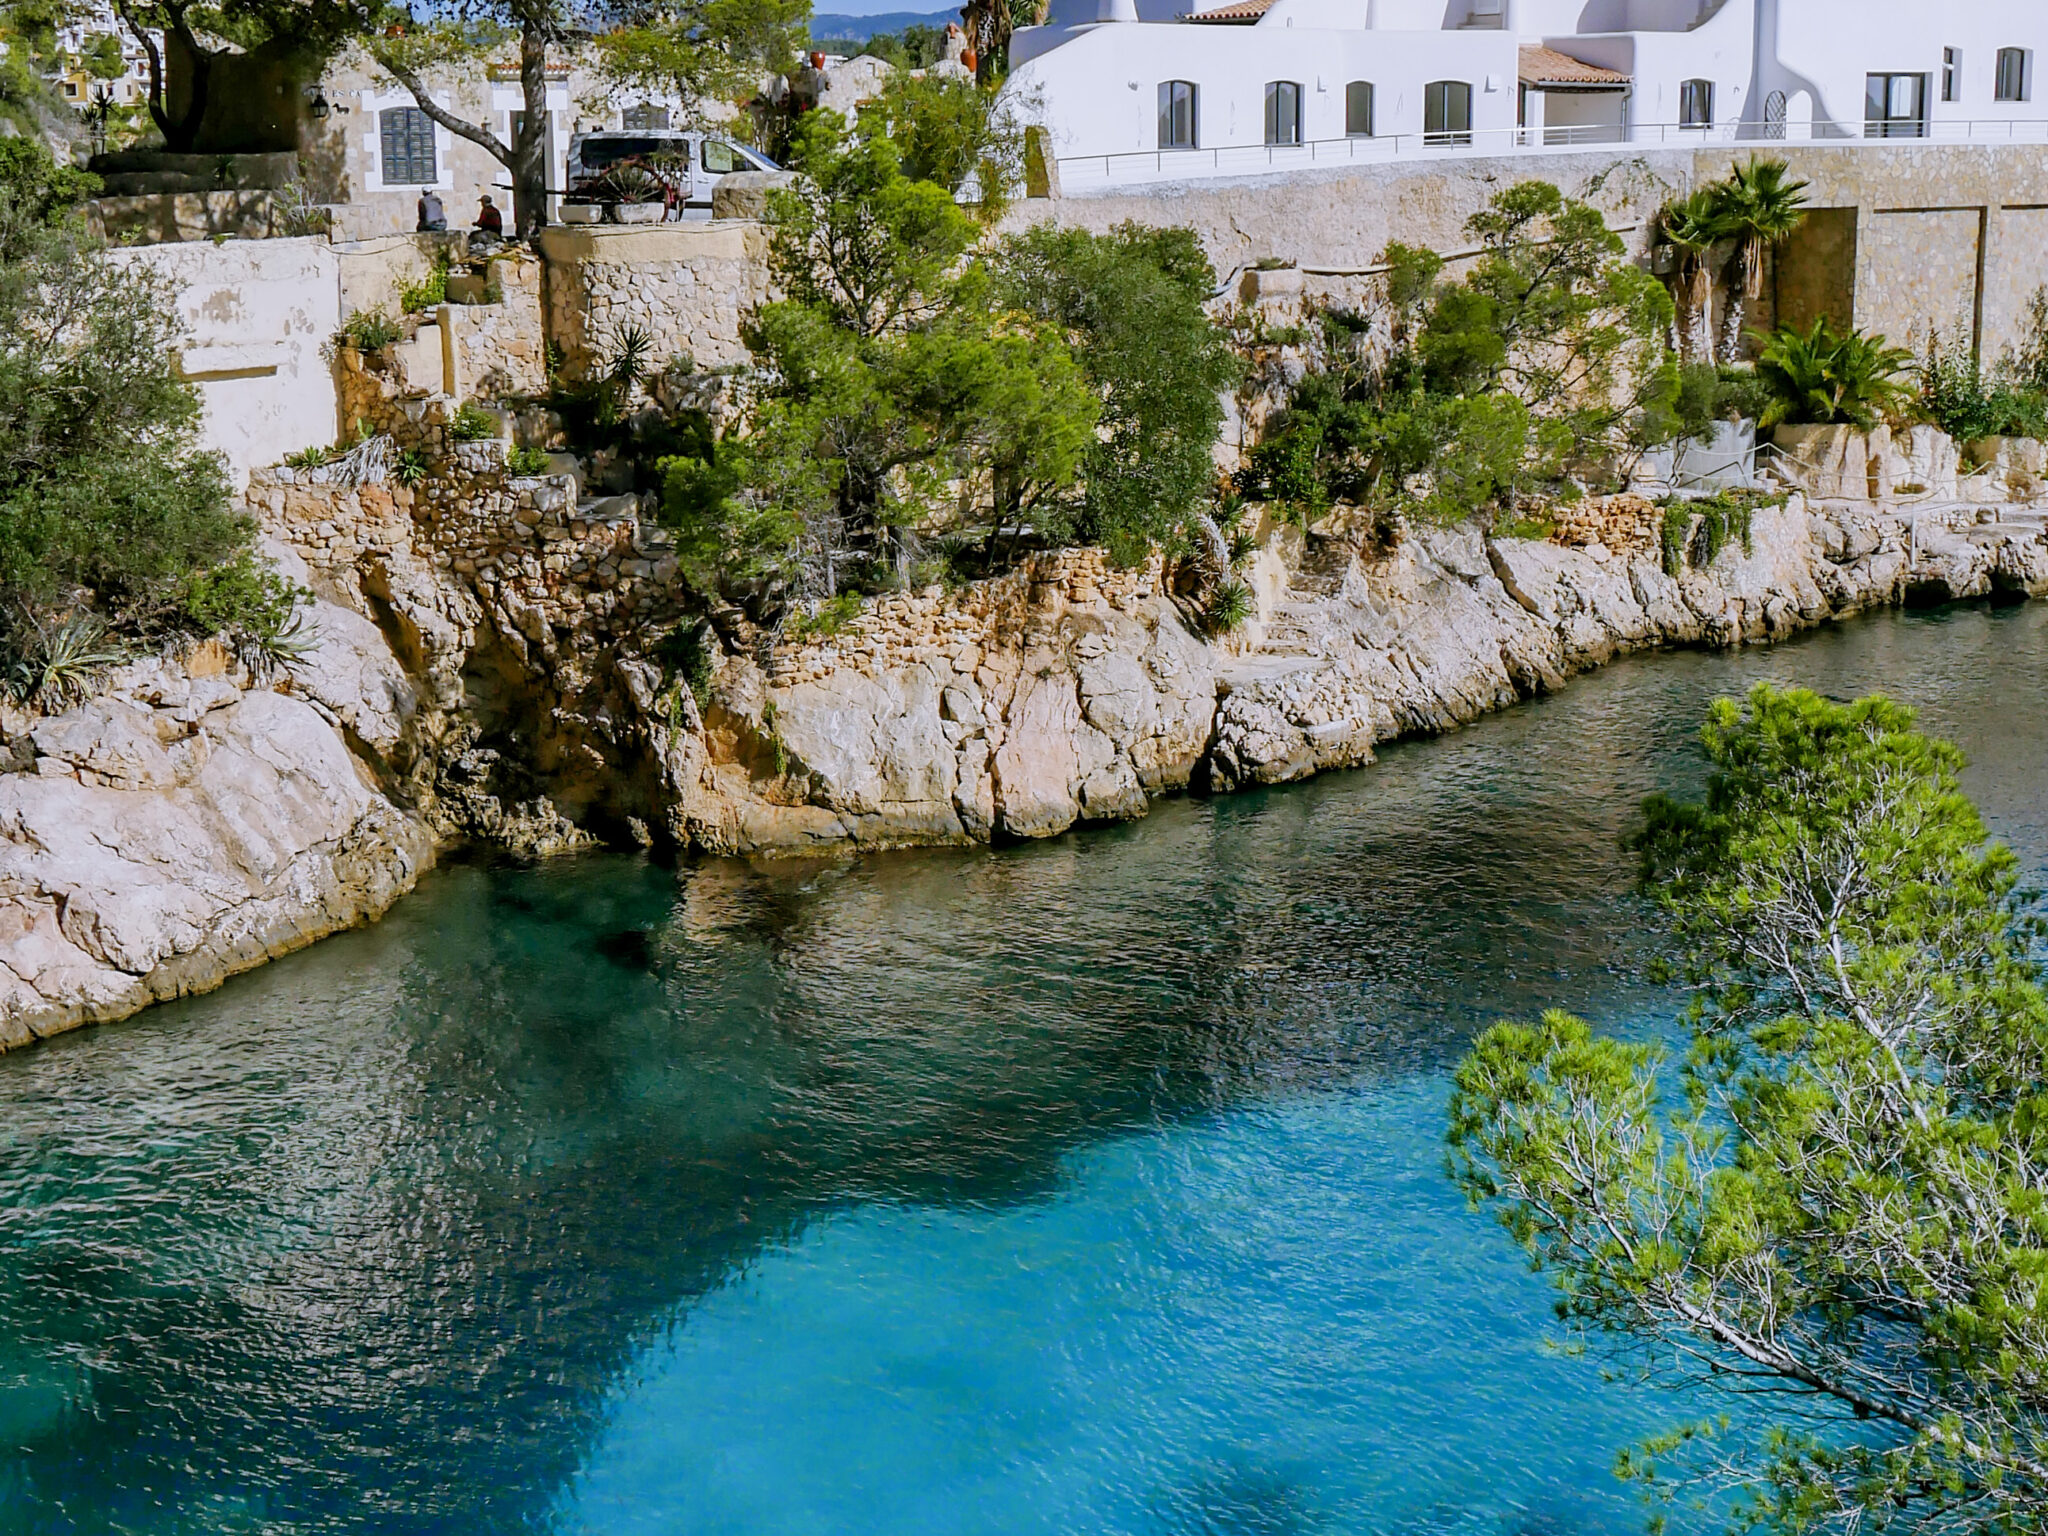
[{"x1": 2, "y1": 602, "x2": 2045, "y2": 1536}]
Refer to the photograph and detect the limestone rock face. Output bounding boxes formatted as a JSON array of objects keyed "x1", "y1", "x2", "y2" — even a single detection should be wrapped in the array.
[{"x1": 0, "y1": 679, "x2": 432, "y2": 1052}]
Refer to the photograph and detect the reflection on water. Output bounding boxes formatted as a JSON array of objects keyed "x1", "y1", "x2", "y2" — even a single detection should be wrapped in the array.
[{"x1": 1, "y1": 602, "x2": 2043, "y2": 1535}]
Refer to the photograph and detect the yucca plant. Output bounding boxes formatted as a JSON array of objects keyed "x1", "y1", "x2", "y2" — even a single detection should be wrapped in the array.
[
  {"x1": 1657, "y1": 188, "x2": 1726, "y2": 365},
  {"x1": 3, "y1": 609, "x2": 128, "y2": 710},
  {"x1": 1713, "y1": 157, "x2": 1809, "y2": 362},
  {"x1": 1755, "y1": 317, "x2": 1914, "y2": 430}
]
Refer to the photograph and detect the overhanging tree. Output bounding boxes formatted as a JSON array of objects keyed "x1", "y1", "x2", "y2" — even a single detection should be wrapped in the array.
[
  {"x1": 1448, "y1": 684, "x2": 2048, "y2": 1535},
  {"x1": 110, "y1": 0, "x2": 357, "y2": 154},
  {"x1": 591, "y1": 0, "x2": 807, "y2": 130}
]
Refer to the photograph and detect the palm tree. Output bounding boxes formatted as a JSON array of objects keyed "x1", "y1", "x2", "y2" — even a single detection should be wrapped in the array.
[
  {"x1": 1755, "y1": 317, "x2": 1914, "y2": 430},
  {"x1": 1657, "y1": 189, "x2": 1726, "y2": 366},
  {"x1": 1713, "y1": 157, "x2": 1810, "y2": 363}
]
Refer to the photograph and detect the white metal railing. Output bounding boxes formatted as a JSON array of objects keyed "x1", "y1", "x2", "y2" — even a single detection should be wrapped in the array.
[{"x1": 1056, "y1": 116, "x2": 2048, "y2": 188}]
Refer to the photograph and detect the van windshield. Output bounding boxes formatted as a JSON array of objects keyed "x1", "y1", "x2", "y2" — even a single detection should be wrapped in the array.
[{"x1": 576, "y1": 135, "x2": 678, "y2": 170}]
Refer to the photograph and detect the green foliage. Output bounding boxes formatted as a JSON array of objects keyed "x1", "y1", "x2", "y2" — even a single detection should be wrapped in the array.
[
  {"x1": 0, "y1": 139, "x2": 98, "y2": 243},
  {"x1": 449, "y1": 402, "x2": 499, "y2": 441},
  {"x1": 820, "y1": 24, "x2": 947, "y2": 68},
  {"x1": 338, "y1": 307, "x2": 403, "y2": 353},
  {"x1": 652, "y1": 621, "x2": 715, "y2": 710},
  {"x1": 858, "y1": 72, "x2": 1022, "y2": 220},
  {"x1": 1657, "y1": 489, "x2": 1774, "y2": 577},
  {"x1": 393, "y1": 448, "x2": 428, "y2": 487},
  {"x1": 282, "y1": 443, "x2": 334, "y2": 470},
  {"x1": 596, "y1": 0, "x2": 808, "y2": 130},
  {"x1": 2, "y1": 608, "x2": 126, "y2": 708},
  {"x1": 1200, "y1": 579, "x2": 1253, "y2": 636},
  {"x1": 1917, "y1": 326, "x2": 2048, "y2": 443},
  {"x1": 1449, "y1": 685, "x2": 2048, "y2": 1533},
  {"x1": 399, "y1": 257, "x2": 449, "y2": 314},
  {"x1": 179, "y1": 550, "x2": 307, "y2": 642},
  {"x1": 1241, "y1": 181, "x2": 1675, "y2": 527},
  {"x1": 1754, "y1": 317, "x2": 1915, "y2": 429},
  {"x1": 784, "y1": 591, "x2": 862, "y2": 640},
  {"x1": 0, "y1": 139, "x2": 256, "y2": 651},
  {"x1": 504, "y1": 443, "x2": 550, "y2": 477},
  {"x1": 655, "y1": 441, "x2": 799, "y2": 591},
  {"x1": 2007, "y1": 285, "x2": 2048, "y2": 398},
  {"x1": 990, "y1": 222, "x2": 1239, "y2": 564},
  {"x1": 740, "y1": 106, "x2": 1098, "y2": 595}
]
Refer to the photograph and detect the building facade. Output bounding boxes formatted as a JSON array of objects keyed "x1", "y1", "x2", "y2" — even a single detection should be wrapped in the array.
[{"x1": 1006, "y1": 0, "x2": 2048, "y2": 188}]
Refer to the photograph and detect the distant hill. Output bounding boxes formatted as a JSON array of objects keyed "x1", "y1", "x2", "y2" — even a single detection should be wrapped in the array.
[{"x1": 810, "y1": 10, "x2": 959, "y2": 42}]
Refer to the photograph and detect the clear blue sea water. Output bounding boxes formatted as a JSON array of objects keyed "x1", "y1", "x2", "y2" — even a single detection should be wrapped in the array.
[{"x1": 2, "y1": 601, "x2": 2044, "y2": 1536}]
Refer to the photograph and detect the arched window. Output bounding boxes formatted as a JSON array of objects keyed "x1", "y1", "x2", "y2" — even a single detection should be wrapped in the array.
[
  {"x1": 1679, "y1": 78, "x2": 1714, "y2": 128},
  {"x1": 1345, "y1": 80, "x2": 1375, "y2": 138},
  {"x1": 1264, "y1": 81, "x2": 1302, "y2": 146},
  {"x1": 1158, "y1": 80, "x2": 1198, "y2": 149},
  {"x1": 379, "y1": 107, "x2": 437, "y2": 185},
  {"x1": 1424, "y1": 80, "x2": 1472, "y2": 145},
  {"x1": 1997, "y1": 47, "x2": 2031, "y2": 103}
]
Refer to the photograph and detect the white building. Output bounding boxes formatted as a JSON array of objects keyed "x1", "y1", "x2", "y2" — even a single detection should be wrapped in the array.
[{"x1": 1007, "y1": 0, "x2": 2048, "y2": 189}]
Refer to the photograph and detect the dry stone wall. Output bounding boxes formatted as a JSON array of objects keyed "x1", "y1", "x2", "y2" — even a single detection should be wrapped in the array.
[{"x1": 536, "y1": 222, "x2": 774, "y2": 376}]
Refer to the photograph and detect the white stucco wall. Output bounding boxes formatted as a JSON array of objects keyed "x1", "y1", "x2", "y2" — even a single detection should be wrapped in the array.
[
  {"x1": 113, "y1": 238, "x2": 342, "y2": 490},
  {"x1": 1010, "y1": 0, "x2": 2048, "y2": 184}
]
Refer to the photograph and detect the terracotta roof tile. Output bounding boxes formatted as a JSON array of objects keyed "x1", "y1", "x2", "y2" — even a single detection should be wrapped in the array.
[
  {"x1": 1518, "y1": 44, "x2": 1631, "y2": 87},
  {"x1": 1184, "y1": 0, "x2": 1276, "y2": 23}
]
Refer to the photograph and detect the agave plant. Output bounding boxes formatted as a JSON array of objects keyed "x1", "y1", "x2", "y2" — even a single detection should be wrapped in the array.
[
  {"x1": 1658, "y1": 189, "x2": 1727, "y2": 365},
  {"x1": 3, "y1": 609, "x2": 128, "y2": 710},
  {"x1": 1713, "y1": 157, "x2": 1809, "y2": 362},
  {"x1": 1755, "y1": 317, "x2": 1915, "y2": 430}
]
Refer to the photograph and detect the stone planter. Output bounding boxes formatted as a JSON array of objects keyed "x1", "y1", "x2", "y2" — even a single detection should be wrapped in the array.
[
  {"x1": 1965, "y1": 436, "x2": 2047, "y2": 501},
  {"x1": 614, "y1": 201, "x2": 666, "y2": 224},
  {"x1": 1772, "y1": 423, "x2": 1887, "y2": 501},
  {"x1": 558, "y1": 202, "x2": 606, "y2": 224}
]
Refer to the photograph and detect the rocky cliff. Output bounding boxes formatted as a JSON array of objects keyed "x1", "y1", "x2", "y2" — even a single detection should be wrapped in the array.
[{"x1": 3, "y1": 479, "x2": 2044, "y2": 1051}]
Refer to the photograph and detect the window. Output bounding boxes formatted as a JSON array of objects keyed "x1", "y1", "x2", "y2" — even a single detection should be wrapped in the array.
[
  {"x1": 1158, "y1": 79, "x2": 1197, "y2": 149},
  {"x1": 1345, "y1": 80, "x2": 1375, "y2": 138},
  {"x1": 1679, "y1": 78, "x2": 1714, "y2": 128},
  {"x1": 379, "y1": 106, "x2": 437, "y2": 185},
  {"x1": 1942, "y1": 47, "x2": 1961, "y2": 103},
  {"x1": 1997, "y1": 47, "x2": 2031, "y2": 103},
  {"x1": 622, "y1": 102, "x2": 669, "y2": 130},
  {"x1": 1264, "y1": 80, "x2": 1302, "y2": 146},
  {"x1": 1865, "y1": 72, "x2": 1928, "y2": 137},
  {"x1": 702, "y1": 138, "x2": 742, "y2": 174},
  {"x1": 1424, "y1": 79, "x2": 1473, "y2": 145}
]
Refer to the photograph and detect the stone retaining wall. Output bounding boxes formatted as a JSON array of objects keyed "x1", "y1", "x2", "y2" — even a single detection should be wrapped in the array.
[{"x1": 535, "y1": 221, "x2": 774, "y2": 377}]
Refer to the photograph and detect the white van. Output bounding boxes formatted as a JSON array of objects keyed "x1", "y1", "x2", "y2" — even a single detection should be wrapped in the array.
[{"x1": 562, "y1": 131, "x2": 779, "y2": 217}]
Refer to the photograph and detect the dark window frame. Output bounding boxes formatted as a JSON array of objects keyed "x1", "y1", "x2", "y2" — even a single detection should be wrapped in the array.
[
  {"x1": 1158, "y1": 79, "x2": 1198, "y2": 149},
  {"x1": 1264, "y1": 79, "x2": 1303, "y2": 146},
  {"x1": 1679, "y1": 78, "x2": 1714, "y2": 128},
  {"x1": 1865, "y1": 71, "x2": 1929, "y2": 138},
  {"x1": 1997, "y1": 47, "x2": 2031, "y2": 103},
  {"x1": 379, "y1": 106, "x2": 438, "y2": 186},
  {"x1": 1424, "y1": 79, "x2": 1473, "y2": 146},
  {"x1": 1346, "y1": 79, "x2": 1375, "y2": 138},
  {"x1": 1942, "y1": 46, "x2": 1961, "y2": 103}
]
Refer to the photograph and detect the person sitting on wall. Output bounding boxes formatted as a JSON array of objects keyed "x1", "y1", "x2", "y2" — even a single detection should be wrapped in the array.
[
  {"x1": 416, "y1": 190, "x2": 447, "y2": 231},
  {"x1": 476, "y1": 195, "x2": 503, "y2": 236}
]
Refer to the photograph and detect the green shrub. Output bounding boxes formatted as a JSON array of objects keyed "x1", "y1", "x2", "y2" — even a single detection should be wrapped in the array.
[
  {"x1": 179, "y1": 552, "x2": 308, "y2": 642},
  {"x1": 785, "y1": 592, "x2": 861, "y2": 641},
  {"x1": 1659, "y1": 490, "x2": 1777, "y2": 577},
  {"x1": 1917, "y1": 328, "x2": 2048, "y2": 442},
  {"x1": 282, "y1": 444, "x2": 333, "y2": 470},
  {"x1": 1201, "y1": 579, "x2": 1254, "y2": 636},
  {"x1": 1754, "y1": 318, "x2": 1914, "y2": 429},
  {"x1": 399, "y1": 258, "x2": 449, "y2": 314},
  {"x1": 393, "y1": 448, "x2": 428, "y2": 487},
  {"x1": 653, "y1": 621, "x2": 715, "y2": 710},
  {"x1": 337, "y1": 307, "x2": 402, "y2": 352},
  {"x1": 504, "y1": 443, "x2": 550, "y2": 476},
  {"x1": 2, "y1": 609, "x2": 126, "y2": 708},
  {"x1": 450, "y1": 402, "x2": 499, "y2": 441}
]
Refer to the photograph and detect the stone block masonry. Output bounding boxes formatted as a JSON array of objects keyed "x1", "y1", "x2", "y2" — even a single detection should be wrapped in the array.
[{"x1": 536, "y1": 221, "x2": 775, "y2": 377}]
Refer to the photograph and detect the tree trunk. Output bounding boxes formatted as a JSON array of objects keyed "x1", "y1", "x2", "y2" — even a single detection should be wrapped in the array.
[
  {"x1": 511, "y1": 23, "x2": 552, "y2": 239},
  {"x1": 1717, "y1": 257, "x2": 1746, "y2": 365},
  {"x1": 119, "y1": 0, "x2": 208, "y2": 153}
]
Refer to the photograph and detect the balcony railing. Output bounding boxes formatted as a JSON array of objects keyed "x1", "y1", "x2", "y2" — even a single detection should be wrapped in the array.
[{"x1": 1054, "y1": 116, "x2": 2048, "y2": 189}]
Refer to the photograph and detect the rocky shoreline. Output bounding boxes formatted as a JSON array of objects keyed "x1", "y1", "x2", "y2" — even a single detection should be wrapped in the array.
[{"x1": 2, "y1": 482, "x2": 2044, "y2": 1052}]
